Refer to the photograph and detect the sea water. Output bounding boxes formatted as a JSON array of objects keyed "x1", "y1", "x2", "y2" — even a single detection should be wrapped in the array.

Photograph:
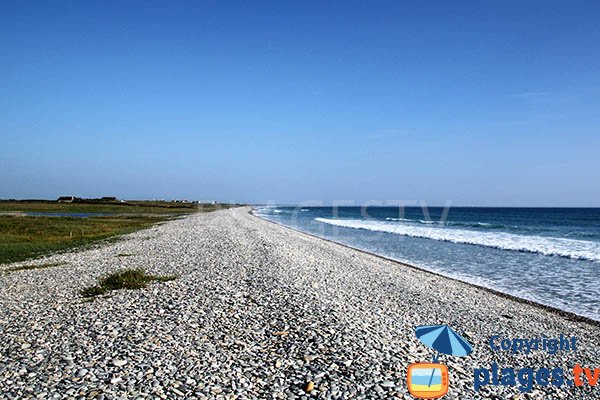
[{"x1": 253, "y1": 206, "x2": 600, "y2": 321}]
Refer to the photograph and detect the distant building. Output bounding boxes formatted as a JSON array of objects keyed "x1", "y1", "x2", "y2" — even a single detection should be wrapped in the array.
[{"x1": 57, "y1": 196, "x2": 78, "y2": 203}]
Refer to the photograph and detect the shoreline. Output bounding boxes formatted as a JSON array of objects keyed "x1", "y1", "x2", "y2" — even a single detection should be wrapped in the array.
[{"x1": 249, "y1": 209, "x2": 600, "y2": 327}]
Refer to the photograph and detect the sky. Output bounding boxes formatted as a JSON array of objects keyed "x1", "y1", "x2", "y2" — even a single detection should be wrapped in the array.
[{"x1": 1, "y1": 1, "x2": 599, "y2": 206}]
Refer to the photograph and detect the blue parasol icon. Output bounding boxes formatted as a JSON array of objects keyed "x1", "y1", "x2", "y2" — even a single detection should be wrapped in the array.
[
  {"x1": 415, "y1": 324, "x2": 473, "y2": 388},
  {"x1": 415, "y1": 324, "x2": 472, "y2": 359}
]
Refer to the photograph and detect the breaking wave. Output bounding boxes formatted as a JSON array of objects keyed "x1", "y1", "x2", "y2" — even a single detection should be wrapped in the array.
[{"x1": 315, "y1": 218, "x2": 600, "y2": 262}]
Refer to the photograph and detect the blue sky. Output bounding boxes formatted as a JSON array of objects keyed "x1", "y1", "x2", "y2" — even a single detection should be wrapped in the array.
[{"x1": 1, "y1": 1, "x2": 599, "y2": 206}]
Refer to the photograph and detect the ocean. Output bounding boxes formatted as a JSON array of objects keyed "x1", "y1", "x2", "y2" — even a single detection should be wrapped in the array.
[{"x1": 253, "y1": 206, "x2": 600, "y2": 321}]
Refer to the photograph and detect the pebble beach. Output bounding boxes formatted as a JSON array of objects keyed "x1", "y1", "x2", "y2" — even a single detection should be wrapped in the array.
[{"x1": 1, "y1": 207, "x2": 599, "y2": 399}]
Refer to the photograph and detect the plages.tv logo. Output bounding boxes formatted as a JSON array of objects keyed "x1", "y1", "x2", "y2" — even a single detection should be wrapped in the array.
[{"x1": 407, "y1": 324, "x2": 473, "y2": 399}]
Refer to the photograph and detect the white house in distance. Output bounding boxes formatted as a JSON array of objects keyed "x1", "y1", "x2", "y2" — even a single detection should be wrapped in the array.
[{"x1": 57, "y1": 196, "x2": 78, "y2": 203}]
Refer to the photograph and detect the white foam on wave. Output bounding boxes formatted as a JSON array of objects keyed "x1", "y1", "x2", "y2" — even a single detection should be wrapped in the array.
[
  {"x1": 315, "y1": 218, "x2": 600, "y2": 262},
  {"x1": 385, "y1": 217, "x2": 413, "y2": 222}
]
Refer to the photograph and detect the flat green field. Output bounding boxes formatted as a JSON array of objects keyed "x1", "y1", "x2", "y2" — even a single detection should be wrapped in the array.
[
  {"x1": 0, "y1": 200, "x2": 201, "y2": 214},
  {"x1": 0, "y1": 200, "x2": 227, "y2": 264}
]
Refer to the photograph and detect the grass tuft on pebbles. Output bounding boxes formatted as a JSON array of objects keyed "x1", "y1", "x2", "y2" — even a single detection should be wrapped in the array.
[
  {"x1": 81, "y1": 268, "x2": 175, "y2": 298},
  {"x1": 6, "y1": 261, "x2": 67, "y2": 273}
]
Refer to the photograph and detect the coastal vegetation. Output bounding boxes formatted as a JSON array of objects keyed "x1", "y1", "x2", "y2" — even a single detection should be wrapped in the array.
[
  {"x1": 81, "y1": 268, "x2": 176, "y2": 298},
  {"x1": 0, "y1": 200, "x2": 229, "y2": 264},
  {"x1": 0, "y1": 199, "x2": 202, "y2": 214},
  {"x1": 3, "y1": 261, "x2": 67, "y2": 274}
]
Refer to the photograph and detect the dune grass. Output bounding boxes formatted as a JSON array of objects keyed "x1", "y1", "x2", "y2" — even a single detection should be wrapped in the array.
[
  {"x1": 4, "y1": 261, "x2": 67, "y2": 273},
  {"x1": 81, "y1": 269, "x2": 176, "y2": 298},
  {"x1": 0, "y1": 200, "x2": 201, "y2": 214},
  {"x1": 0, "y1": 201, "x2": 233, "y2": 264},
  {"x1": 0, "y1": 215, "x2": 170, "y2": 264}
]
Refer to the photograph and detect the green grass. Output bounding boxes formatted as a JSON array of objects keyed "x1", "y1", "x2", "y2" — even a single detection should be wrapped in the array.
[
  {"x1": 81, "y1": 269, "x2": 176, "y2": 298},
  {"x1": 4, "y1": 261, "x2": 67, "y2": 273},
  {"x1": 0, "y1": 200, "x2": 200, "y2": 214},
  {"x1": 0, "y1": 215, "x2": 168, "y2": 264},
  {"x1": 0, "y1": 200, "x2": 234, "y2": 264}
]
